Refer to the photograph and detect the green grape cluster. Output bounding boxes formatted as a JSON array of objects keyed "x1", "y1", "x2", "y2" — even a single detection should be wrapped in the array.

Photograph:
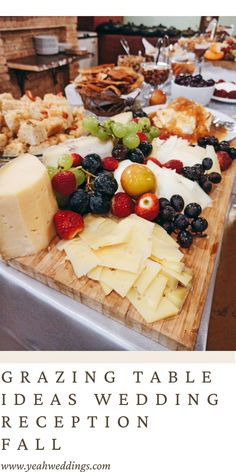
[{"x1": 82, "y1": 115, "x2": 160, "y2": 150}]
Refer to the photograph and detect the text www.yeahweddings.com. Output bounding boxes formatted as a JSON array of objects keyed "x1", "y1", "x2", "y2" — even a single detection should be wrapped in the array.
[{"x1": 0, "y1": 363, "x2": 227, "y2": 455}]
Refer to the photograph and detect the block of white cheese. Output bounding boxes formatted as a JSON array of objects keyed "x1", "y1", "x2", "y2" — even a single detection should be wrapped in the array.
[{"x1": 0, "y1": 153, "x2": 58, "y2": 259}]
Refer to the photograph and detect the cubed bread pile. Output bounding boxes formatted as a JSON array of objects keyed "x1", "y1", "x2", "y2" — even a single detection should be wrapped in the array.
[{"x1": 0, "y1": 92, "x2": 86, "y2": 157}]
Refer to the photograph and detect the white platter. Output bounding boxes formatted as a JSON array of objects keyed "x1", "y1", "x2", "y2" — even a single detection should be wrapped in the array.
[{"x1": 143, "y1": 105, "x2": 236, "y2": 142}]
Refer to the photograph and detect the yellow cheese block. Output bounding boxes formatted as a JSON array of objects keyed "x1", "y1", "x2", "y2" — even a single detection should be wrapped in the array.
[
  {"x1": 134, "y1": 259, "x2": 162, "y2": 295},
  {"x1": 162, "y1": 267, "x2": 192, "y2": 287},
  {"x1": 127, "y1": 288, "x2": 179, "y2": 323},
  {"x1": 165, "y1": 286, "x2": 189, "y2": 309},
  {"x1": 144, "y1": 274, "x2": 168, "y2": 309},
  {"x1": 151, "y1": 236, "x2": 183, "y2": 262},
  {"x1": 0, "y1": 154, "x2": 58, "y2": 259},
  {"x1": 100, "y1": 266, "x2": 142, "y2": 298}
]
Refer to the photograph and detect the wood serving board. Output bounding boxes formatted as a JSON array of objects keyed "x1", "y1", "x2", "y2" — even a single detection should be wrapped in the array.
[{"x1": 5, "y1": 161, "x2": 236, "y2": 351}]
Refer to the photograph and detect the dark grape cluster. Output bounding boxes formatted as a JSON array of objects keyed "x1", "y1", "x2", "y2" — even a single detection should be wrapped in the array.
[
  {"x1": 175, "y1": 74, "x2": 215, "y2": 88},
  {"x1": 197, "y1": 136, "x2": 236, "y2": 159},
  {"x1": 181, "y1": 157, "x2": 222, "y2": 194},
  {"x1": 154, "y1": 195, "x2": 208, "y2": 248}
]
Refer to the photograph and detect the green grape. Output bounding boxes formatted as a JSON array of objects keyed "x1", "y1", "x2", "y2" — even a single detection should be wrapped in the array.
[
  {"x1": 55, "y1": 192, "x2": 70, "y2": 209},
  {"x1": 58, "y1": 154, "x2": 73, "y2": 170},
  {"x1": 72, "y1": 168, "x2": 86, "y2": 187},
  {"x1": 97, "y1": 126, "x2": 109, "y2": 141},
  {"x1": 82, "y1": 116, "x2": 99, "y2": 133},
  {"x1": 150, "y1": 126, "x2": 160, "y2": 139},
  {"x1": 103, "y1": 119, "x2": 113, "y2": 134},
  {"x1": 111, "y1": 122, "x2": 127, "y2": 138},
  {"x1": 47, "y1": 166, "x2": 58, "y2": 179},
  {"x1": 139, "y1": 117, "x2": 151, "y2": 130},
  {"x1": 136, "y1": 120, "x2": 143, "y2": 131},
  {"x1": 123, "y1": 134, "x2": 140, "y2": 149},
  {"x1": 144, "y1": 132, "x2": 152, "y2": 142},
  {"x1": 125, "y1": 121, "x2": 139, "y2": 135}
]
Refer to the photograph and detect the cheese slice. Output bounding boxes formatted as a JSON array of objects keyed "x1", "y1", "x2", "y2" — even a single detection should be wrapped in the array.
[
  {"x1": 100, "y1": 281, "x2": 113, "y2": 296},
  {"x1": 151, "y1": 236, "x2": 183, "y2": 262},
  {"x1": 0, "y1": 153, "x2": 58, "y2": 259},
  {"x1": 162, "y1": 260, "x2": 185, "y2": 273},
  {"x1": 165, "y1": 286, "x2": 189, "y2": 309},
  {"x1": 87, "y1": 266, "x2": 102, "y2": 281},
  {"x1": 153, "y1": 224, "x2": 179, "y2": 248},
  {"x1": 100, "y1": 266, "x2": 142, "y2": 298},
  {"x1": 80, "y1": 217, "x2": 116, "y2": 244},
  {"x1": 88, "y1": 218, "x2": 133, "y2": 250},
  {"x1": 162, "y1": 267, "x2": 192, "y2": 287},
  {"x1": 63, "y1": 240, "x2": 99, "y2": 278},
  {"x1": 144, "y1": 274, "x2": 168, "y2": 309},
  {"x1": 127, "y1": 289, "x2": 179, "y2": 323},
  {"x1": 134, "y1": 259, "x2": 162, "y2": 295}
]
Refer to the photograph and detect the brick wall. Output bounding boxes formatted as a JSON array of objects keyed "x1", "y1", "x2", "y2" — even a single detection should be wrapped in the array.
[{"x1": 0, "y1": 16, "x2": 78, "y2": 97}]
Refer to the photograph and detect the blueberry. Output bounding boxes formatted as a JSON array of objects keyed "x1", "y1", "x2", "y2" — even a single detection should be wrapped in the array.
[
  {"x1": 159, "y1": 197, "x2": 170, "y2": 210},
  {"x1": 207, "y1": 136, "x2": 219, "y2": 146},
  {"x1": 174, "y1": 214, "x2": 189, "y2": 230},
  {"x1": 89, "y1": 193, "x2": 111, "y2": 214},
  {"x1": 198, "y1": 137, "x2": 207, "y2": 148},
  {"x1": 69, "y1": 189, "x2": 90, "y2": 215},
  {"x1": 201, "y1": 179, "x2": 212, "y2": 194},
  {"x1": 138, "y1": 141, "x2": 153, "y2": 158},
  {"x1": 93, "y1": 173, "x2": 118, "y2": 197},
  {"x1": 194, "y1": 74, "x2": 202, "y2": 81},
  {"x1": 207, "y1": 79, "x2": 215, "y2": 87},
  {"x1": 191, "y1": 217, "x2": 208, "y2": 233},
  {"x1": 162, "y1": 221, "x2": 174, "y2": 234},
  {"x1": 184, "y1": 203, "x2": 202, "y2": 219},
  {"x1": 208, "y1": 172, "x2": 222, "y2": 184},
  {"x1": 170, "y1": 194, "x2": 184, "y2": 212},
  {"x1": 218, "y1": 141, "x2": 230, "y2": 152},
  {"x1": 154, "y1": 214, "x2": 163, "y2": 226},
  {"x1": 82, "y1": 153, "x2": 102, "y2": 174},
  {"x1": 127, "y1": 148, "x2": 145, "y2": 163},
  {"x1": 177, "y1": 230, "x2": 193, "y2": 248},
  {"x1": 193, "y1": 163, "x2": 204, "y2": 178},
  {"x1": 229, "y1": 147, "x2": 236, "y2": 160},
  {"x1": 112, "y1": 144, "x2": 128, "y2": 161},
  {"x1": 181, "y1": 166, "x2": 198, "y2": 181},
  {"x1": 202, "y1": 157, "x2": 213, "y2": 170},
  {"x1": 161, "y1": 205, "x2": 176, "y2": 221}
]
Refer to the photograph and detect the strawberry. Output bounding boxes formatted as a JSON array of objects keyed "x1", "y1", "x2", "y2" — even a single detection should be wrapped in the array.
[
  {"x1": 159, "y1": 131, "x2": 170, "y2": 140},
  {"x1": 71, "y1": 153, "x2": 83, "y2": 167},
  {"x1": 111, "y1": 192, "x2": 134, "y2": 218},
  {"x1": 137, "y1": 131, "x2": 148, "y2": 142},
  {"x1": 54, "y1": 210, "x2": 84, "y2": 240},
  {"x1": 62, "y1": 111, "x2": 69, "y2": 119},
  {"x1": 135, "y1": 193, "x2": 159, "y2": 221},
  {"x1": 146, "y1": 157, "x2": 162, "y2": 167},
  {"x1": 52, "y1": 171, "x2": 76, "y2": 196},
  {"x1": 102, "y1": 157, "x2": 118, "y2": 171},
  {"x1": 217, "y1": 151, "x2": 232, "y2": 171},
  {"x1": 163, "y1": 159, "x2": 183, "y2": 174}
]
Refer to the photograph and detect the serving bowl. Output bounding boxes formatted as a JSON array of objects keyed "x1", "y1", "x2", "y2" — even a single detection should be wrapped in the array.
[{"x1": 171, "y1": 81, "x2": 215, "y2": 105}]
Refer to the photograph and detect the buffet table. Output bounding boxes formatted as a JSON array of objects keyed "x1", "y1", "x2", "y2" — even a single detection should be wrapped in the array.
[{"x1": 0, "y1": 67, "x2": 236, "y2": 351}]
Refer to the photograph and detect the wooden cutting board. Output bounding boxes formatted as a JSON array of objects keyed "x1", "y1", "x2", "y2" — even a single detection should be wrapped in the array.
[{"x1": 6, "y1": 159, "x2": 236, "y2": 351}]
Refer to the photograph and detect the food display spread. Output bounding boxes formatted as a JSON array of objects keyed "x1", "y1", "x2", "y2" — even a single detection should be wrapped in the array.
[{"x1": 0, "y1": 80, "x2": 235, "y2": 350}]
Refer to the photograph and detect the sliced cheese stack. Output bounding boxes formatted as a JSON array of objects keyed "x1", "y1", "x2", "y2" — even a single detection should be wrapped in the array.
[
  {"x1": 0, "y1": 153, "x2": 58, "y2": 259},
  {"x1": 57, "y1": 214, "x2": 192, "y2": 323}
]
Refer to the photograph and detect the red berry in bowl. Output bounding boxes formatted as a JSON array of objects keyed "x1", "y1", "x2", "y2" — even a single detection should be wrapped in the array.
[{"x1": 111, "y1": 192, "x2": 134, "y2": 218}]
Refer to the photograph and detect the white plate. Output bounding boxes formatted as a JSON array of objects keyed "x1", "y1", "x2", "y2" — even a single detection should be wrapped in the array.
[
  {"x1": 212, "y1": 81, "x2": 236, "y2": 104},
  {"x1": 143, "y1": 105, "x2": 236, "y2": 142}
]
